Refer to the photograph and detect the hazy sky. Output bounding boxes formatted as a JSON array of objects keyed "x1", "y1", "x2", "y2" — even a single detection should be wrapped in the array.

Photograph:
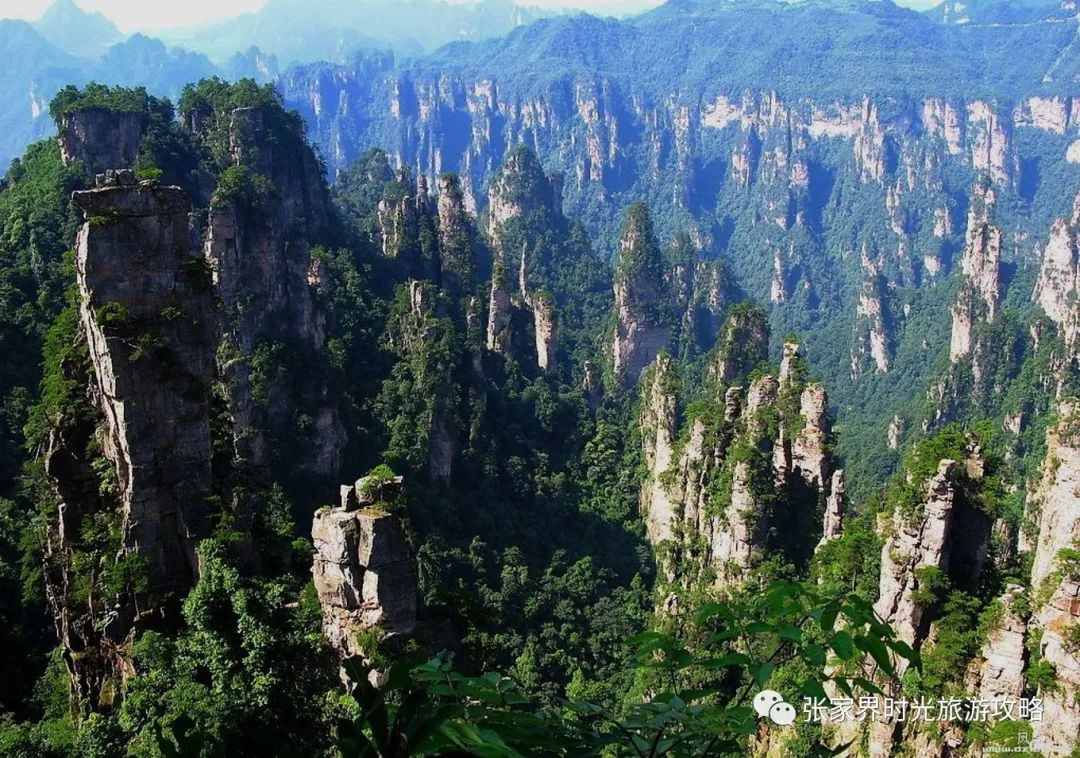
[{"x1": 0, "y1": 0, "x2": 939, "y2": 33}]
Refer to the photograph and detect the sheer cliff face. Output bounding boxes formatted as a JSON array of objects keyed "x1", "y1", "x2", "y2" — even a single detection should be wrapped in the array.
[
  {"x1": 280, "y1": 67, "x2": 1069, "y2": 472},
  {"x1": 1034, "y1": 192, "x2": 1080, "y2": 358},
  {"x1": 74, "y1": 177, "x2": 216, "y2": 593},
  {"x1": 203, "y1": 106, "x2": 345, "y2": 480},
  {"x1": 283, "y1": 69, "x2": 1034, "y2": 213},
  {"x1": 950, "y1": 181, "x2": 1002, "y2": 364},
  {"x1": 46, "y1": 173, "x2": 217, "y2": 707},
  {"x1": 58, "y1": 109, "x2": 147, "y2": 176},
  {"x1": 483, "y1": 147, "x2": 560, "y2": 368},
  {"x1": 312, "y1": 475, "x2": 417, "y2": 661},
  {"x1": 868, "y1": 447, "x2": 995, "y2": 756},
  {"x1": 613, "y1": 205, "x2": 670, "y2": 385},
  {"x1": 638, "y1": 334, "x2": 840, "y2": 594},
  {"x1": 1028, "y1": 403, "x2": 1080, "y2": 755}
]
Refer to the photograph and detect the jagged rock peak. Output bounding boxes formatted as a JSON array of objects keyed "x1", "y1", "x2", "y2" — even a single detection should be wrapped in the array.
[
  {"x1": 965, "y1": 585, "x2": 1028, "y2": 704},
  {"x1": 49, "y1": 179, "x2": 217, "y2": 708},
  {"x1": 961, "y1": 179, "x2": 1003, "y2": 319},
  {"x1": 792, "y1": 383, "x2": 830, "y2": 490},
  {"x1": 852, "y1": 269, "x2": 891, "y2": 377},
  {"x1": 436, "y1": 173, "x2": 476, "y2": 295},
  {"x1": 1033, "y1": 192, "x2": 1080, "y2": 357},
  {"x1": 532, "y1": 292, "x2": 557, "y2": 373},
  {"x1": 711, "y1": 304, "x2": 769, "y2": 384},
  {"x1": 612, "y1": 203, "x2": 671, "y2": 384},
  {"x1": 779, "y1": 339, "x2": 802, "y2": 385},
  {"x1": 203, "y1": 97, "x2": 345, "y2": 478},
  {"x1": 818, "y1": 469, "x2": 845, "y2": 547},
  {"x1": 949, "y1": 179, "x2": 1002, "y2": 363},
  {"x1": 72, "y1": 180, "x2": 215, "y2": 594},
  {"x1": 486, "y1": 145, "x2": 560, "y2": 240},
  {"x1": 874, "y1": 458, "x2": 962, "y2": 652},
  {"x1": 639, "y1": 355, "x2": 679, "y2": 549},
  {"x1": 312, "y1": 474, "x2": 418, "y2": 662}
]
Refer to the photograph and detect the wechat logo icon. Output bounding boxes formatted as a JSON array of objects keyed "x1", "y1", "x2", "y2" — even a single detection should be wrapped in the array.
[{"x1": 753, "y1": 689, "x2": 798, "y2": 726}]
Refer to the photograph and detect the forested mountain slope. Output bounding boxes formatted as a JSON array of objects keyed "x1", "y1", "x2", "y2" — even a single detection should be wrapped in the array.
[
  {"x1": 279, "y1": 0, "x2": 1080, "y2": 496},
  {"x1": 0, "y1": 0, "x2": 1079, "y2": 754}
]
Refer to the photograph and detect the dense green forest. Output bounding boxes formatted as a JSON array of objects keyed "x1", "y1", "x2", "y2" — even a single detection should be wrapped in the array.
[{"x1": 0, "y1": 67, "x2": 1076, "y2": 758}]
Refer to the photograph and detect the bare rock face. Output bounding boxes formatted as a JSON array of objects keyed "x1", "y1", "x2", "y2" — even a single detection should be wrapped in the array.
[
  {"x1": 482, "y1": 147, "x2": 565, "y2": 367},
  {"x1": 854, "y1": 97, "x2": 888, "y2": 184},
  {"x1": 375, "y1": 168, "x2": 434, "y2": 274},
  {"x1": 312, "y1": 478, "x2": 417, "y2": 660},
  {"x1": 874, "y1": 459, "x2": 961, "y2": 653},
  {"x1": 204, "y1": 106, "x2": 344, "y2": 479},
  {"x1": 888, "y1": 414, "x2": 905, "y2": 451},
  {"x1": 966, "y1": 585, "x2": 1028, "y2": 704},
  {"x1": 638, "y1": 342, "x2": 839, "y2": 595},
  {"x1": 1032, "y1": 577, "x2": 1080, "y2": 755},
  {"x1": 486, "y1": 262, "x2": 513, "y2": 354},
  {"x1": 612, "y1": 204, "x2": 671, "y2": 385},
  {"x1": 532, "y1": 294, "x2": 557, "y2": 373},
  {"x1": 869, "y1": 446, "x2": 994, "y2": 756},
  {"x1": 1033, "y1": 192, "x2": 1080, "y2": 357},
  {"x1": 58, "y1": 108, "x2": 146, "y2": 174},
  {"x1": 950, "y1": 181, "x2": 1002, "y2": 363},
  {"x1": 792, "y1": 384, "x2": 829, "y2": 490},
  {"x1": 779, "y1": 340, "x2": 801, "y2": 384},
  {"x1": 74, "y1": 179, "x2": 216, "y2": 590},
  {"x1": 966, "y1": 101, "x2": 1017, "y2": 187},
  {"x1": 639, "y1": 356, "x2": 680, "y2": 550},
  {"x1": 1028, "y1": 400, "x2": 1080, "y2": 589},
  {"x1": 1019, "y1": 406, "x2": 1080, "y2": 755},
  {"x1": 48, "y1": 177, "x2": 216, "y2": 707},
  {"x1": 852, "y1": 265, "x2": 891, "y2": 377},
  {"x1": 818, "y1": 469, "x2": 845, "y2": 547}
]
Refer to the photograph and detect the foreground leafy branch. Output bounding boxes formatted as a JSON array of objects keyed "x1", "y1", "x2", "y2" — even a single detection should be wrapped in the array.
[{"x1": 337, "y1": 580, "x2": 916, "y2": 757}]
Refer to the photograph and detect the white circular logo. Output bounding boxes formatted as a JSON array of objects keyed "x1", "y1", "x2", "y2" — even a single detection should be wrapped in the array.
[
  {"x1": 769, "y1": 701, "x2": 798, "y2": 726},
  {"x1": 753, "y1": 689, "x2": 784, "y2": 719}
]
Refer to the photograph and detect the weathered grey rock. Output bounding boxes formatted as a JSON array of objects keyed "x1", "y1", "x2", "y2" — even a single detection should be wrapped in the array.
[
  {"x1": 532, "y1": 294, "x2": 557, "y2": 373},
  {"x1": 818, "y1": 469, "x2": 845, "y2": 547},
  {"x1": 888, "y1": 414, "x2": 904, "y2": 451},
  {"x1": 1027, "y1": 402, "x2": 1080, "y2": 755},
  {"x1": 950, "y1": 181, "x2": 1001, "y2": 363},
  {"x1": 312, "y1": 501, "x2": 418, "y2": 660},
  {"x1": 46, "y1": 182, "x2": 217, "y2": 707},
  {"x1": 639, "y1": 356, "x2": 679, "y2": 550},
  {"x1": 612, "y1": 206, "x2": 670, "y2": 385},
  {"x1": 58, "y1": 108, "x2": 146, "y2": 174},
  {"x1": 792, "y1": 383, "x2": 830, "y2": 490},
  {"x1": 341, "y1": 485, "x2": 359, "y2": 511},
  {"x1": 72, "y1": 182, "x2": 215, "y2": 594},
  {"x1": 724, "y1": 386, "x2": 742, "y2": 421},
  {"x1": 1029, "y1": 400, "x2": 1080, "y2": 589},
  {"x1": 1032, "y1": 577, "x2": 1080, "y2": 756},
  {"x1": 1033, "y1": 192, "x2": 1080, "y2": 357},
  {"x1": 779, "y1": 340, "x2": 801, "y2": 384},
  {"x1": 204, "y1": 105, "x2": 344, "y2": 478},
  {"x1": 486, "y1": 263, "x2": 513, "y2": 354},
  {"x1": 966, "y1": 585, "x2": 1028, "y2": 704},
  {"x1": 874, "y1": 460, "x2": 960, "y2": 653},
  {"x1": 852, "y1": 260, "x2": 891, "y2": 377}
]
